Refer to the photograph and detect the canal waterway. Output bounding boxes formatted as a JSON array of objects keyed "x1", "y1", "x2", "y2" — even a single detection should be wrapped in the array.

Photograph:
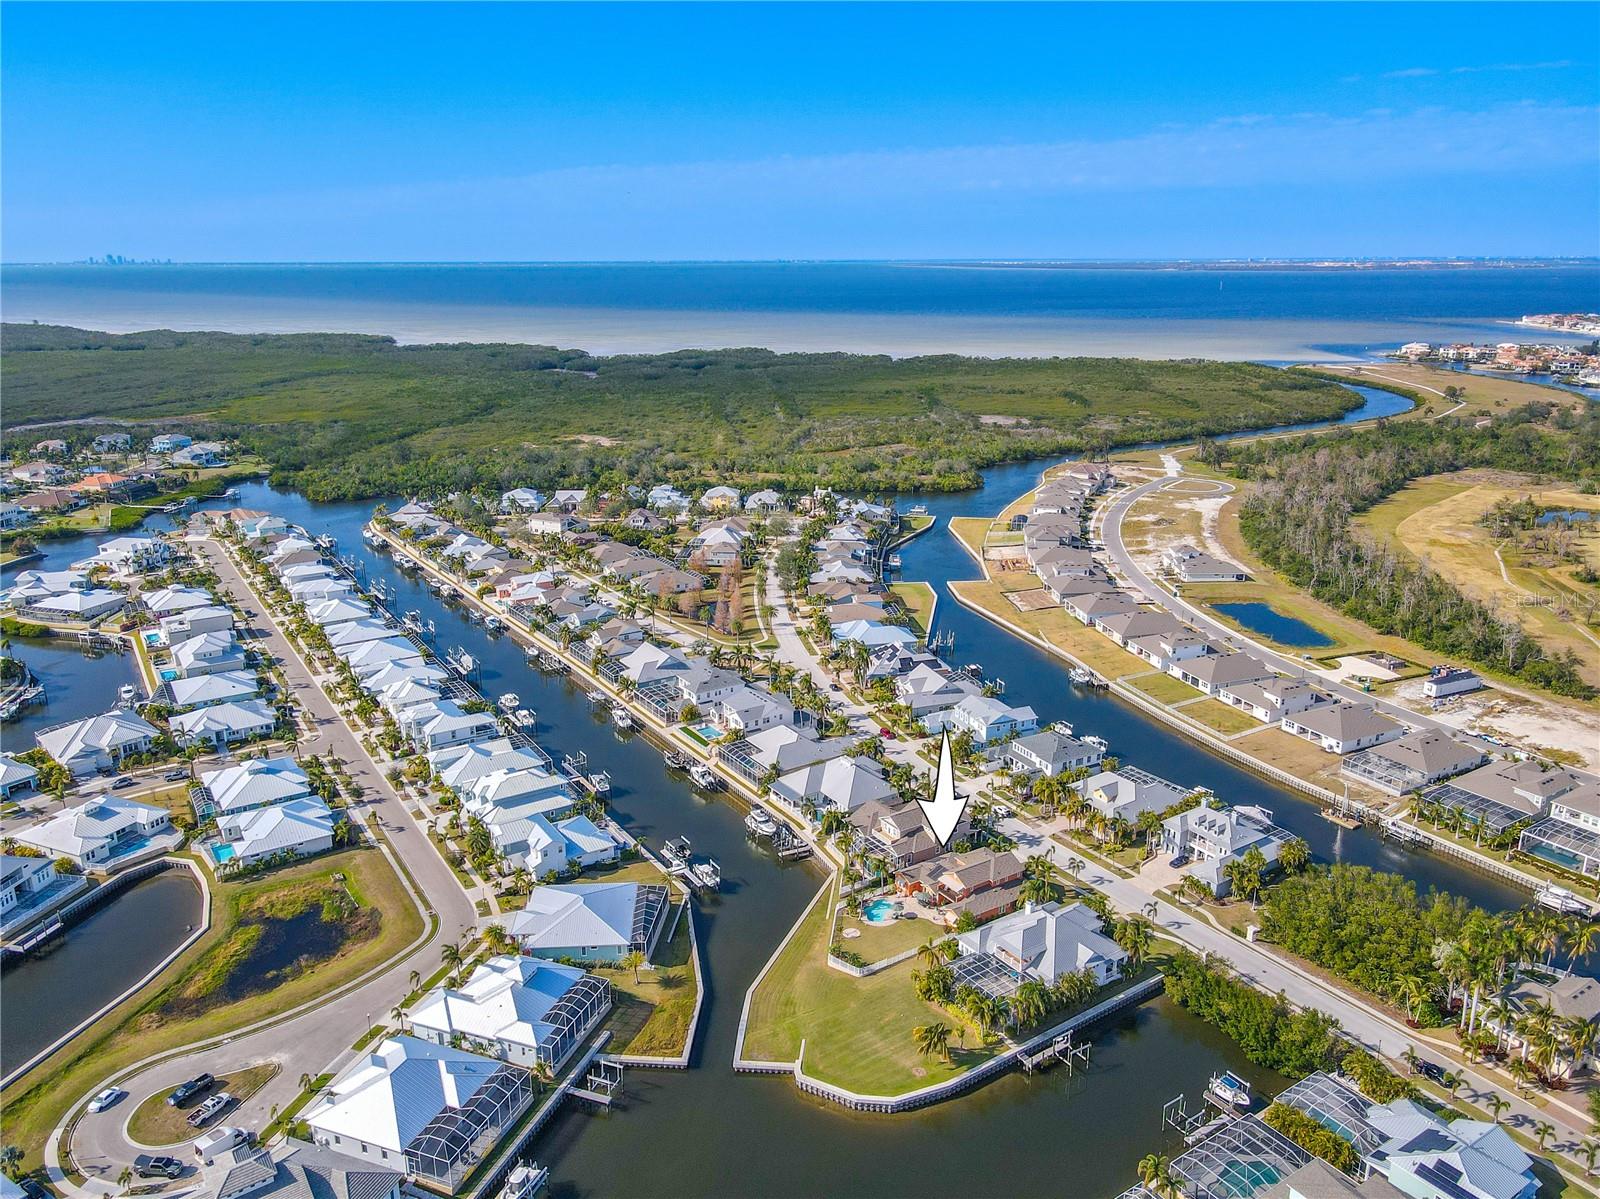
[
  {"x1": 0, "y1": 870, "x2": 203, "y2": 1075},
  {"x1": 0, "y1": 377, "x2": 1539, "y2": 1195}
]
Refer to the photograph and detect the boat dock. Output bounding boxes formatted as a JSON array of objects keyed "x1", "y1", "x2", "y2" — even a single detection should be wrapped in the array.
[
  {"x1": 771, "y1": 823, "x2": 813, "y2": 861},
  {"x1": 1019, "y1": 1031, "x2": 1090, "y2": 1075}
]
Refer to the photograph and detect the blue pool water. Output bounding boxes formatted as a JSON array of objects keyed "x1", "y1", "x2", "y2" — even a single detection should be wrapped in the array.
[
  {"x1": 1211, "y1": 602, "x2": 1334, "y2": 649},
  {"x1": 690, "y1": 723, "x2": 721, "y2": 743},
  {"x1": 159, "y1": 669, "x2": 179, "y2": 681},
  {"x1": 862, "y1": 898, "x2": 897, "y2": 925},
  {"x1": 210, "y1": 843, "x2": 236, "y2": 864}
]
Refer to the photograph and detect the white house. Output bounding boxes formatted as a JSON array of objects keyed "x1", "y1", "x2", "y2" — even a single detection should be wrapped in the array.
[
  {"x1": 90, "y1": 536, "x2": 170, "y2": 572},
  {"x1": 171, "y1": 631, "x2": 248, "y2": 678},
  {"x1": 832, "y1": 620, "x2": 917, "y2": 650},
  {"x1": 15, "y1": 795, "x2": 173, "y2": 867},
  {"x1": 141, "y1": 584, "x2": 216, "y2": 618},
  {"x1": 768, "y1": 755, "x2": 897, "y2": 816},
  {"x1": 150, "y1": 433, "x2": 193, "y2": 453},
  {"x1": 409, "y1": 956, "x2": 612, "y2": 1071},
  {"x1": 1423, "y1": 665, "x2": 1484, "y2": 699},
  {"x1": 1170, "y1": 652, "x2": 1276, "y2": 697},
  {"x1": 1079, "y1": 767, "x2": 1192, "y2": 825},
  {"x1": 197, "y1": 756, "x2": 312, "y2": 818},
  {"x1": 171, "y1": 699, "x2": 278, "y2": 748},
  {"x1": 506, "y1": 882, "x2": 669, "y2": 962},
  {"x1": 36, "y1": 709, "x2": 160, "y2": 776},
  {"x1": 1281, "y1": 703, "x2": 1407, "y2": 755},
  {"x1": 304, "y1": 1036, "x2": 533, "y2": 1189},
  {"x1": 922, "y1": 694, "x2": 1039, "y2": 745},
  {"x1": 395, "y1": 700, "x2": 498, "y2": 752},
  {"x1": 0, "y1": 753, "x2": 40, "y2": 798},
  {"x1": 1004, "y1": 727, "x2": 1104, "y2": 778},
  {"x1": 1216, "y1": 676, "x2": 1334, "y2": 724},
  {"x1": 215, "y1": 797, "x2": 337, "y2": 868},
  {"x1": 1161, "y1": 803, "x2": 1289, "y2": 898},
  {"x1": 954, "y1": 900, "x2": 1128, "y2": 995},
  {"x1": 744, "y1": 489, "x2": 782, "y2": 513}
]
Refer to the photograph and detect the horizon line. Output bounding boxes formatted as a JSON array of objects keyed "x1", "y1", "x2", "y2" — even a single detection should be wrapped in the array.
[{"x1": 5, "y1": 256, "x2": 1600, "y2": 269}]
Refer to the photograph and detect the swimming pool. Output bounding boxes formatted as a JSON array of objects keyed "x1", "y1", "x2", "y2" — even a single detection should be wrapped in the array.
[
  {"x1": 210, "y1": 843, "x2": 235, "y2": 864},
  {"x1": 862, "y1": 898, "x2": 897, "y2": 925},
  {"x1": 689, "y1": 723, "x2": 722, "y2": 743},
  {"x1": 1211, "y1": 602, "x2": 1333, "y2": 649},
  {"x1": 159, "y1": 669, "x2": 179, "y2": 681}
]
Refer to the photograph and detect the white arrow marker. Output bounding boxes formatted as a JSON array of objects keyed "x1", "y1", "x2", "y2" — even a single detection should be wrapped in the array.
[{"x1": 917, "y1": 731, "x2": 968, "y2": 850}]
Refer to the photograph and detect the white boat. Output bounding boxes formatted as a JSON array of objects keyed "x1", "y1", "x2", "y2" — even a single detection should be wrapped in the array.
[
  {"x1": 1537, "y1": 885, "x2": 1593, "y2": 915},
  {"x1": 315, "y1": 534, "x2": 336, "y2": 551},
  {"x1": 689, "y1": 763, "x2": 718, "y2": 789},
  {"x1": 1206, "y1": 1071, "x2": 1252, "y2": 1110},
  {"x1": 610, "y1": 704, "x2": 634, "y2": 730},
  {"x1": 402, "y1": 610, "x2": 424, "y2": 634},
  {"x1": 587, "y1": 771, "x2": 612, "y2": 796},
  {"x1": 362, "y1": 528, "x2": 381, "y2": 546},
  {"x1": 745, "y1": 807, "x2": 778, "y2": 838},
  {"x1": 117, "y1": 683, "x2": 140, "y2": 707},
  {"x1": 688, "y1": 859, "x2": 722, "y2": 891},
  {"x1": 497, "y1": 692, "x2": 521, "y2": 712},
  {"x1": 497, "y1": 1162, "x2": 550, "y2": 1199},
  {"x1": 661, "y1": 836, "x2": 693, "y2": 867},
  {"x1": 484, "y1": 616, "x2": 504, "y2": 633},
  {"x1": 511, "y1": 708, "x2": 536, "y2": 728}
]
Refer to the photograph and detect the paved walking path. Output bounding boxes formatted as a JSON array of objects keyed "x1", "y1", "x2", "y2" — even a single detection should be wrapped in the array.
[{"x1": 56, "y1": 536, "x2": 478, "y2": 1197}]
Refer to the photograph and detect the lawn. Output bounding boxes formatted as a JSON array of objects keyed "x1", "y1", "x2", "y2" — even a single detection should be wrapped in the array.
[
  {"x1": 1127, "y1": 671, "x2": 1204, "y2": 705},
  {"x1": 742, "y1": 881, "x2": 1004, "y2": 1094},
  {"x1": 601, "y1": 905, "x2": 699, "y2": 1058},
  {"x1": 889, "y1": 581, "x2": 936, "y2": 637},
  {"x1": 1183, "y1": 698, "x2": 1266, "y2": 735},
  {"x1": 833, "y1": 900, "x2": 940, "y2": 964},
  {"x1": 948, "y1": 579, "x2": 1150, "y2": 680},
  {"x1": 1303, "y1": 362, "x2": 1591, "y2": 423},
  {"x1": 948, "y1": 517, "x2": 991, "y2": 562},
  {"x1": 125, "y1": 1063, "x2": 278, "y2": 1147},
  {"x1": 1237, "y1": 727, "x2": 1349, "y2": 793},
  {"x1": 0, "y1": 845, "x2": 424, "y2": 1167}
]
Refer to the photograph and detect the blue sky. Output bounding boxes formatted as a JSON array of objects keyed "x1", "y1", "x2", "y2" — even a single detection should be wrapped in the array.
[{"x1": 3, "y1": 2, "x2": 1596, "y2": 261}]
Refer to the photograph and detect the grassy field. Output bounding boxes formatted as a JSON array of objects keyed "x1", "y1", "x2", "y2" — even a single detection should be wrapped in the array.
[
  {"x1": 947, "y1": 578, "x2": 1151, "y2": 680},
  {"x1": 1183, "y1": 698, "x2": 1265, "y2": 735},
  {"x1": 125, "y1": 1063, "x2": 278, "y2": 1147},
  {"x1": 889, "y1": 581, "x2": 937, "y2": 636},
  {"x1": 1303, "y1": 362, "x2": 1592, "y2": 422},
  {"x1": 948, "y1": 516, "x2": 991, "y2": 562},
  {"x1": 1356, "y1": 473, "x2": 1600, "y2": 687},
  {"x1": 742, "y1": 881, "x2": 1005, "y2": 1094},
  {"x1": 2, "y1": 325, "x2": 1362, "y2": 501},
  {"x1": 0, "y1": 847, "x2": 422, "y2": 1166},
  {"x1": 1127, "y1": 671, "x2": 1204, "y2": 705},
  {"x1": 833, "y1": 900, "x2": 938, "y2": 964},
  {"x1": 602, "y1": 905, "x2": 699, "y2": 1058},
  {"x1": 1238, "y1": 727, "x2": 1349, "y2": 792}
]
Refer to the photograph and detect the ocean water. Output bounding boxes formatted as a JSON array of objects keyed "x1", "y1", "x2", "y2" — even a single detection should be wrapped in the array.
[{"x1": 3, "y1": 261, "x2": 1597, "y2": 360}]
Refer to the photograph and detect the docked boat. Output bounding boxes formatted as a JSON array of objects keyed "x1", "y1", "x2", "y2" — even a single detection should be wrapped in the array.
[
  {"x1": 511, "y1": 708, "x2": 537, "y2": 729},
  {"x1": 497, "y1": 692, "x2": 521, "y2": 713},
  {"x1": 963, "y1": 663, "x2": 984, "y2": 678},
  {"x1": 1206, "y1": 1071, "x2": 1252, "y2": 1111},
  {"x1": 1537, "y1": 884, "x2": 1593, "y2": 915},
  {"x1": 745, "y1": 807, "x2": 778, "y2": 838},
  {"x1": 484, "y1": 616, "x2": 504, "y2": 634},
  {"x1": 587, "y1": 771, "x2": 612, "y2": 796},
  {"x1": 402, "y1": 610, "x2": 424, "y2": 634},
  {"x1": 661, "y1": 836, "x2": 693, "y2": 867},
  {"x1": 497, "y1": 1162, "x2": 550, "y2": 1199},
  {"x1": 397, "y1": 556, "x2": 419, "y2": 572},
  {"x1": 689, "y1": 762, "x2": 719, "y2": 789},
  {"x1": 610, "y1": 704, "x2": 634, "y2": 730},
  {"x1": 362, "y1": 527, "x2": 381, "y2": 546},
  {"x1": 687, "y1": 859, "x2": 722, "y2": 891},
  {"x1": 886, "y1": 553, "x2": 902, "y2": 570},
  {"x1": 117, "y1": 683, "x2": 140, "y2": 707},
  {"x1": 315, "y1": 534, "x2": 337, "y2": 551},
  {"x1": 663, "y1": 751, "x2": 690, "y2": 771}
]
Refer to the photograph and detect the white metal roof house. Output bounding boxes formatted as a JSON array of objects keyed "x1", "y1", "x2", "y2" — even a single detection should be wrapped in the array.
[
  {"x1": 172, "y1": 699, "x2": 278, "y2": 748},
  {"x1": 506, "y1": 882, "x2": 668, "y2": 963},
  {"x1": 1161, "y1": 803, "x2": 1288, "y2": 898},
  {"x1": 326, "y1": 620, "x2": 401, "y2": 652},
  {"x1": 15, "y1": 794, "x2": 174, "y2": 868},
  {"x1": 744, "y1": 488, "x2": 783, "y2": 513},
  {"x1": 215, "y1": 797, "x2": 337, "y2": 869},
  {"x1": 954, "y1": 900, "x2": 1128, "y2": 996},
  {"x1": 1004, "y1": 727, "x2": 1104, "y2": 778},
  {"x1": 922, "y1": 694, "x2": 1039, "y2": 745},
  {"x1": 1079, "y1": 767, "x2": 1191, "y2": 824},
  {"x1": 410, "y1": 955, "x2": 612, "y2": 1071},
  {"x1": 171, "y1": 631, "x2": 248, "y2": 678},
  {"x1": 196, "y1": 1137, "x2": 402, "y2": 1199},
  {"x1": 306, "y1": 597, "x2": 374, "y2": 627},
  {"x1": 430, "y1": 739, "x2": 550, "y2": 794},
  {"x1": 832, "y1": 619, "x2": 917, "y2": 650},
  {"x1": 304, "y1": 1035, "x2": 534, "y2": 1191},
  {"x1": 36, "y1": 709, "x2": 160, "y2": 776},
  {"x1": 395, "y1": 700, "x2": 499, "y2": 753},
  {"x1": 768, "y1": 755, "x2": 897, "y2": 817},
  {"x1": 30, "y1": 587, "x2": 128, "y2": 621},
  {"x1": 163, "y1": 670, "x2": 261, "y2": 711},
  {"x1": 0, "y1": 753, "x2": 40, "y2": 798},
  {"x1": 197, "y1": 756, "x2": 312, "y2": 818},
  {"x1": 460, "y1": 766, "x2": 574, "y2": 819},
  {"x1": 90, "y1": 536, "x2": 171, "y2": 572},
  {"x1": 342, "y1": 639, "x2": 426, "y2": 676}
]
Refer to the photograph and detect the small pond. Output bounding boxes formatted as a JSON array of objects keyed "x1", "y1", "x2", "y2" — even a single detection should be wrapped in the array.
[
  {"x1": 1210, "y1": 602, "x2": 1334, "y2": 649},
  {"x1": 1536, "y1": 509, "x2": 1598, "y2": 525}
]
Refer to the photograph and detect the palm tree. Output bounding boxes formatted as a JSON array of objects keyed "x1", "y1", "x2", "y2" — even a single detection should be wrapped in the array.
[
  {"x1": 440, "y1": 941, "x2": 464, "y2": 973},
  {"x1": 1486, "y1": 1093, "x2": 1510, "y2": 1123},
  {"x1": 1278, "y1": 836, "x2": 1311, "y2": 874},
  {"x1": 1137, "y1": 1154, "x2": 1173, "y2": 1198},
  {"x1": 1581, "y1": 1141, "x2": 1599, "y2": 1177},
  {"x1": 621, "y1": 949, "x2": 646, "y2": 984},
  {"x1": 1534, "y1": 1120, "x2": 1556, "y2": 1150},
  {"x1": 408, "y1": 969, "x2": 422, "y2": 993},
  {"x1": 916, "y1": 937, "x2": 948, "y2": 971},
  {"x1": 1441, "y1": 1070, "x2": 1463, "y2": 1100},
  {"x1": 391, "y1": 1004, "x2": 408, "y2": 1033},
  {"x1": 298, "y1": 1072, "x2": 314, "y2": 1093},
  {"x1": 1012, "y1": 980, "x2": 1050, "y2": 1029},
  {"x1": 1507, "y1": 1057, "x2": 1532, "y2": 1093},
  {"x1": 913, "y1": 1022, "x2": 952, "y2": 1063},
  {"x1": 1115, "y1": 917, "x2": 1154, "y2": 971},
  {"x1": 1392, "y1": 973, "x2": 1430, "y2": 1024}
]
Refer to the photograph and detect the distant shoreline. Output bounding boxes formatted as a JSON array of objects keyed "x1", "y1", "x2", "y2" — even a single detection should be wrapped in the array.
[{"x1": 4, "y1": 257, "x2": 1597, "y2": 270}]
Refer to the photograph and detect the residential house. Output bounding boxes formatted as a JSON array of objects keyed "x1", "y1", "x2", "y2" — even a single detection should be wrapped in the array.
[
  {"x1": 1162, "y1": 543, "x2": 1247, "y2": 582},
  {"x1": 15, "y1": 795, "x2": 173, "y2": 867},
  {"x1": 141, "y1": 584, "x2": 216, "y2": 618},
  {"x1": 171, "y1": 699, "x2": 278, "y2": 748},
  {"x1": 854, "y1": 800, "x2": 953, "y2": 869},
  {"x1": 0, "y1": 503, "x2": 30, "y2": 530},
  {"x1": 922, "y1": 694, "x2": 1039, "y2": 745},
  {"x1": 744, "y1": 489, "x2": 783, "y2": 513},
  {"x1": 28, "y1": 587, "x2": 127, "y2": 621},
  {"x1": 686, "y1": 523, "x2": 746, "y2": 567},
  {"x1": 409, "y1": 956, "x2": 612, "y2": 1071},
  {"x1": 1423, "y1": 665, "x2": 1484, "y2": 699},
  {"x1": 499, "y1": 488, "x2": 546, "y2": 513},
  {"x1": 526, "y1": 511, "x2": 587, "y2": 538},
  {"x1": 1161, "y1": 803, "x2": 1289, "y2": 898},
  {"x1": 717, "y1": 725, "x2": 848, "y2": 787},
  {"x1": 89, "y1": 536, "x2": 170, "y2": 572},
  {"x1": 1341, "y1": 731, "x2": 1486, "y2": 797},
  {"x1": 506, "y1": 882, "x2": 669, "y2": 962},
  {"x1": 768, "y1": 755, "x2": 897, "y2": 817},
  {"x1": 1078, "y1": 767, "x2": 1192, "y2": 826},
  {"x1": 150, "y1": 433, "x2": 193, "y2": 453},
  {"x1": 196, "y1": 756, "x2": 312, "y2": 820},
  {"x1": 1, "y1": 852, "x2": 84, "y2": 930},
  {"x1": 1064, "y1": 591, "x2": 1141, "y2": 626},
  {"x1": 953, "y1": 900, "x2": 1127, "y2": 997},
  {"x1": 710, "y1": 683, "x2": 797, "y2": 734},
  {"x1": 1004, "y1": 726, "x2": 1104, "y2": 778},
  {"x1": 0, "y1": 754, "x2": 40, "y2": 798},
  {"x1": 194, "y1": 1138, "x2": 402, "y2": 1199},
  {"x1": 832, "y1": 619, "x2": 917, "y2": 650},
  {"x1": 14, "y1": 488, "x2": 82, "y2": 514},
  {"x1": 621, "y1": 508, "x2": 669, "y2": 532},
  {"x1": 215, "y1": 798, "x2": 338, "y2": 868},
  {"x1": 1216, "y1": 676, "x2": 1335, "y2": 724},
  {"x1": 395, "y1": 700, "x2": 498, "y2": 753},
  {"x1": 304, "y1": 1035, "x2": 534, "y2": 1190},
  {"x1": 700, "y1": 485, "x2": 741, "y2": 510},
  {"x1": 36, "y1": 709, "x2": 160, "y2": 776},
  {"x1": 171, "y1": 442, "x2": 229, "y2": 468},
  {"x1": 171, "y1": 631, "x2": 248, "y2": 678},
  {"x1": 1281, "y1": 703, "x2": 1407, "y2": 754},
  {"x1": 1170, "y1": 652, "x2": 1276, "y2": 696},
  {"x1": 896, "y1": 849, "x2": 1026, "y2": 928},
  {"x1": 894, "y1": 663, "x2": 982, "y2": 718}
]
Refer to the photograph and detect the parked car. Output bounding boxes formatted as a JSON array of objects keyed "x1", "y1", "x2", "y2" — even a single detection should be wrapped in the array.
[
  {"x1": 165, "y1": 769, "x2": 191, "y2": 781},
  {"x1": 192, "y1": 1127, "x2": 248, "y2": 1165},
  {"x1": 87, "y1": 1087, "x2": 124, "y2": 1113},
  {"x1": 186, "y1": 1092, "x2": 233, "y2": 1128},
  {"x1": 112, "y1": 776, "x2": 138, "y2": 789},
  {"x1": 990, "y1": 804, "x2": 1013, "y2": 820},
  {"x1": 166, "y1": 1073, "x2": 215, "y2": 1107},
  {"x1": 879, "y1": 727, "x2": 893, "y2": 738},
  {"x1": 134, "y1": 1156, "x2": 184, "y2": 1180}
]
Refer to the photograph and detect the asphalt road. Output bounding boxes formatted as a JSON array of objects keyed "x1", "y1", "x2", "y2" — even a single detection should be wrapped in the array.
[{"x1": 59, "y1": 535, "x2": 478, "y2": 1196}]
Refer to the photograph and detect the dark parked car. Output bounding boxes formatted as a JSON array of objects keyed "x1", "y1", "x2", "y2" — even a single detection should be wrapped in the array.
[
  {"x1": 166, "y1": 1073, "x2": 215, "y2": 1107},
  {"x1": 134, "y1": 1156, "x2": 184, "y2": 1180},
  {"x1": 112, "y1": 777, "x2": 138, "y2": 789}
]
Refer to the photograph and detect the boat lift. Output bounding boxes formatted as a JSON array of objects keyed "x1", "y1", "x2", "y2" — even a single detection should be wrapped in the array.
[
  {"x1": 569, "y1": 1059, "x2": 624, "y2": 1107},
  {"x1": 1020, "y1": 1031, "x2": 1090, "y2": 1075}
]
